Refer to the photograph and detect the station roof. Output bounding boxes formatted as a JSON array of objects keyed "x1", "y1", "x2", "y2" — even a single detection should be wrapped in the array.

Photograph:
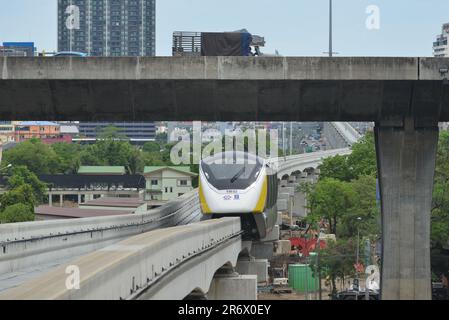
[{"x1": 78, "y1": 166, "x2": 126, "y2": 175}]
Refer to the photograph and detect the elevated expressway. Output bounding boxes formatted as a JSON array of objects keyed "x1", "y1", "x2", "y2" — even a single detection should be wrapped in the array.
[
  {"x1": 0, "y1": 149, "x2": 350, "y2": 300},
  {"x1": 330, "y1": 122, "x2": 363, "y2": 147}
]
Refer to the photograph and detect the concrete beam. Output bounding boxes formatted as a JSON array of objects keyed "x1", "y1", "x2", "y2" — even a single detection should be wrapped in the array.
[
  {"x1": 0, "y1": 57, "x2": 448, "y2": 122},
  {"x1": 375, "y1": 119, "x2": 438, "y2": 300},
  {"x1": 236, "y1": 259, "x2": 269, "y2": 284}
]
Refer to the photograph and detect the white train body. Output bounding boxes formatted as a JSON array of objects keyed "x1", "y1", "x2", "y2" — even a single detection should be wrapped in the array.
[{"x1": 199, "y1": 152, "x2": 278, "y2": 240}]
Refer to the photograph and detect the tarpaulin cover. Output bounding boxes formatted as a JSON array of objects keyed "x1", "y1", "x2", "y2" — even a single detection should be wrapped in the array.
[{"x1": 201, "y1": 32, "x2": 252, "y2": 56}]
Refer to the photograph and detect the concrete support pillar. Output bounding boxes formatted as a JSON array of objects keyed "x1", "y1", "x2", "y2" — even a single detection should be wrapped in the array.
[
  {"x1": 375, "y1": 119, "x2": 438, "y2": 300},
  {"x1": 208, "y1": 275, "x2": 257, "y2": 300},
  {"x1": 78, "y1": 193, "x2": 81, "y2": 205},
  {"x1": 236, "y1": 258, "x2": 269, "y2": 284},
  {"x1": 49, "y1": 193, "x2": 53, "y2": 207},
  {"x1": 59, "y1": 194, "x2": 63, "y2": 207}
]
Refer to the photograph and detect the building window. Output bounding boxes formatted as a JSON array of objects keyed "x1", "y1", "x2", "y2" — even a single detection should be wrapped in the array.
[
  {"x1": 170, "y1": 187, "x2": 173, "y2": 193},
  {"x1": 178, "y1": 193, "x2": 184, "y2": 197},
  {"x1": 165, "y1": 187, "x2": 168, "y2": 193},
  {"x1": 179, "y1": 180, "x2": 188, "y2": 186},
  {"x1": 151, "y1": 180, "x2": 158, "y2": 186}
]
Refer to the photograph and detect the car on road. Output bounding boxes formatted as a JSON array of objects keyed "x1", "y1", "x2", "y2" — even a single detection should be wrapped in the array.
[{"x1": 53, "y1": 51, "x2": 88, "y2": 57}]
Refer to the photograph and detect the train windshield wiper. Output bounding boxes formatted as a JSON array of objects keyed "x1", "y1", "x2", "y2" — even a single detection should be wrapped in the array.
[{"x1": 230, "y1": 167, "x2": 245, "y2": 184}]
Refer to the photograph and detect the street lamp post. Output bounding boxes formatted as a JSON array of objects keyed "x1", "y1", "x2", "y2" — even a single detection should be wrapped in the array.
[
  {"x1": 0, "y1": 164, "x2": 12, "y2": 172},
  {"x1": 356, "y1": 216, "x2": 362, "y2": 300}
]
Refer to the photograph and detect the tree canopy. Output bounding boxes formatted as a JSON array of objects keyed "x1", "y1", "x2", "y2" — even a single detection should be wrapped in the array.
[
  {"x1": 2, "y1": 139, "x2": 60, "y2": 175},
  {"x1": 0, "y1": 203, "x2": 34, "y2": 224}
]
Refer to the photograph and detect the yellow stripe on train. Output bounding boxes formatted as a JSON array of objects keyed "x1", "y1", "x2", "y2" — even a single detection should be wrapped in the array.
[
  {"x1": 253, "y1": 176, "x2": 268, "y2": 214},
  {"x1": 199, "y1": 179, "x2": 212, "y2": 214}
]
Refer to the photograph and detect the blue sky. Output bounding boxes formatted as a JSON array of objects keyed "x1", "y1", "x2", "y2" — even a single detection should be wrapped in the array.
[{"x1": 0, "y1": 0, "x2": 448, "y2": 56}]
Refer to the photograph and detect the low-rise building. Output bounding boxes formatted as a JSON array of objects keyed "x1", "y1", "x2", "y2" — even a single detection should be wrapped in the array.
[
  {"x1": 38, "y1": 174, "x2": 146, "y2": 206},
  {"x1": 15, "y1": 121, "x2": 61, "y2": 142},
  {"x1": 144, "y1": 166, "x2": 197, "y2": 201},
  {"x1": 0, "y1": 121, "x2": 17, "y2": 144}
]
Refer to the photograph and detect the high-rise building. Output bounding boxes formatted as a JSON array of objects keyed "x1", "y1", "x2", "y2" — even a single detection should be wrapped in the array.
[
  {"x1": 58, "y1": 0, "x2": 156, "y2": 56},
  {"x1": 433, "y1": 23, "x2": 449, "y2": 57}
]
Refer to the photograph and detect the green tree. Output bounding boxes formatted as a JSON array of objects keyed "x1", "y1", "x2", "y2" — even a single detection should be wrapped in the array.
[
  {"x1": 306, "y1": 178, "x2": 355, "y2": 236},
  {"x1": 0, "y1": 184, "x2": 36, "y2": 212},
  {"x1": 155, "y1": 132, "x2": 168, "y2": 145},
  {"x1": 313, "y1": 239, "x2": 357, "y2": 297},
  {"x1": 143, "y1": 141, "x2": 161, "y2": 153},
  {"x1": 431, "y1": 130, "x2": 449, "y2": 249},
  {"x1": 318, "y1": 132, "x2": 377, "y2": 182},
  {"x1": 6, "y1": 166, "x2": 47, "y2": 204},
  {"x1": 347, "y1": 131, "x2": 377, "y2": 178},
  {"x1": 79, "y1": 138, "x2": 146, "y2": 174},
  {"x1": 318, "y1": 155, "x2": 353, "y2": 181},
  {"x1": 339, "y1": 175, "x2": 380, "y2": 239},
  {"x1": 2, "y1": 139, "x2": 60, "y2": 175},
  {"x1": 0, "y1": 203, "x2": 34, "y2": 224},
  {"x1": 52, "y1": 142, "x2": 83, "y2": 174}
]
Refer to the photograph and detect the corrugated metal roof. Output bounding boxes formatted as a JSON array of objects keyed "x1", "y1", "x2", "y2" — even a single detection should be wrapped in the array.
[
  {"x1": 60, "y1": 125, "x2": 79, "y2": 134},
  {"x1": 78, "y1": 166, "x2": 126, "y2": 174},
  {"x1": 35, "y1": 206, "x2": 131, "y2": 218},
  {"x1": 81, "y1": 197, "x2": 146, "y2": 208},
  {"x1": 18, "y1": 121, "x2": 60, "y2": 126}
]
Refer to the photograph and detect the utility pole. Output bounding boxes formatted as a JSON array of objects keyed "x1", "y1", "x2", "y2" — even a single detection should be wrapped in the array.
[
  {"x1": 324, "y1": 0, "x2": 338, "y2": 57},
  {"x1": 355, "y1": 216, "x2": 362, "y2": 300},
  {"x1": 329, "y1": 0, "x2": 333, "y2": 57},
  {"x1": 282, "y1": 122, "x2": 286, "y2": 160},
  {"x1": 290, "y1": 122, "x2": 293, "y2": 155}
]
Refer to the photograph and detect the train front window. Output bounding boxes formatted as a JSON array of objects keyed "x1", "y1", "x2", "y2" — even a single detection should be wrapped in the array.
[{"x1": 201, "y1": 156, "x2": 263, "y2": 190}]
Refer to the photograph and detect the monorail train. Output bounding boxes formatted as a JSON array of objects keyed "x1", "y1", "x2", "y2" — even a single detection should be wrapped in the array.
[{"x1": 199, "y1": 152, "x2": 278, "y2": 240}]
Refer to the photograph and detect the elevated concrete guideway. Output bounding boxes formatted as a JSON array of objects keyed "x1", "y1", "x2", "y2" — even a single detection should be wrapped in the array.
[
  {"x1": 1, "y1": 57, "x2": 449, "y2": 124},
  {"x1": 0, "y1": 218, "x2": 245, "y2": 300},
  {"x1": 271, "y1": 148, "x2": 351, "y2": 178}
]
